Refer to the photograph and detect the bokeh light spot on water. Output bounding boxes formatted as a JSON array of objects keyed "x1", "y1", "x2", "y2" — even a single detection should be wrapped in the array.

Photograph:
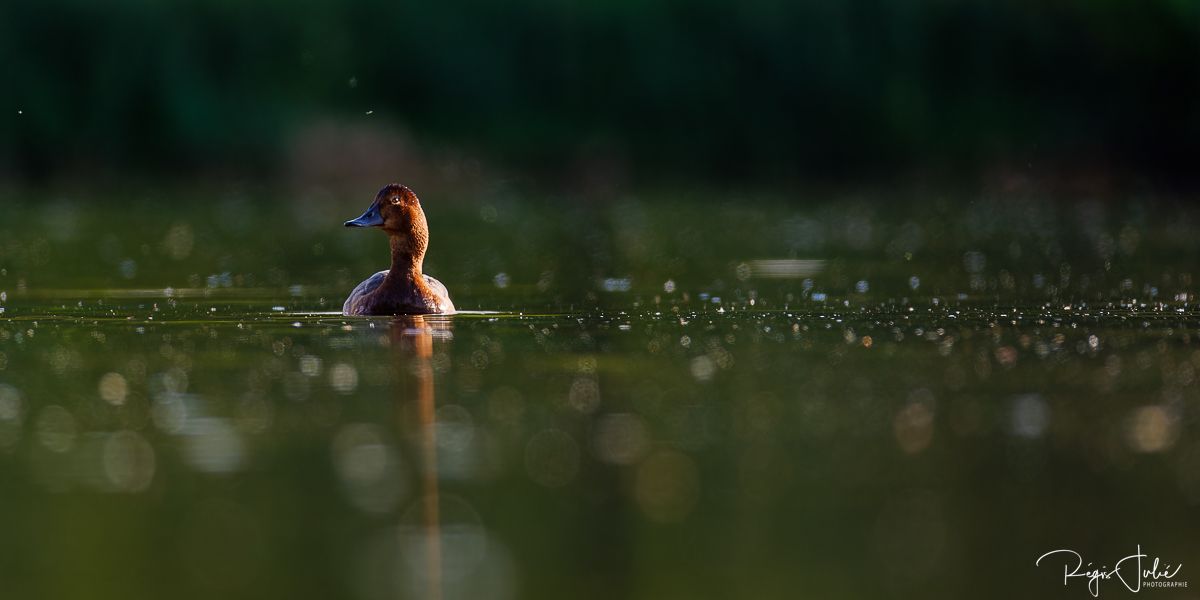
[
  {"x1": 893, "y1": 391, "x2": 935, "y2": 455},
  {"x1": 479, "y1": 204, "x2": 498, "y2": 222},
  {"x1": 153, "y1": 367, "x2": 189, "y2": 395},
  {"x1": 48, "y1": 346, "x2": 83, "y2": 375},
  {"x1": 601, "y1": 277, "x2": 632, "y2": 292},
  {"x1": 592, "y1": 413, "x2": 649, "y2": 465},
  {"x1": 0, "y1": 383, "x2": 23, "y2": 450},
  {"x1": 689, "y1": 355, "x2": 715, "y2": 382},
  {"x1": 963, "y1": 251, "x2": 986, "y2": 274},
  {"x1": 332, "y1": 423, "x2": 407, "y2": 514},
  {"x1": 35, "y1": 405, "x2": 77, "y2": 453},
  {"x1": 163, "y1": 223, "x2": 195, "y2": 260},
  {"x1": 1009, "y1": 394, "x2": 1050, "y2": 439},
  {"x1": 435, "y1": 404, "x2": 481, "y2": 480},
  {"x1": 119, "y1": 258, "x2": 137, "y2": 279},
  {"x1": 182, "y1": 418, "x2": 246, "y2": 474},
  {"x1": 376, "y1": 495, "x2": 515, "y2": 600},
  {"x1": 487, "y1": 386, "x2": 525, "y2": 425},
  {"x1": 102, "y1": 430, "x2": 156, "y2": 493},
  {"x1": 524, "y1": 429, "x2": 580, "y2": 488},
  {"x1": 747, "y1": 259, "x2": 826, "y2": 279},
  {"x1": 408, "y1": 496, "x2": 487, "y2": 579},
  {"x1": 577, "y1": 356, "x2": 597, "y2": 374},
  {"x1": 153, "y1": 393, "x2": 190, "y2": 434},
  {"x1": 282, "y1": 371, "x2": 311, "y2": 402},
  {"x1": 98, "y1": 371, "x2": 129, "y2": 405},
  {"x1": 470, "y1": 349, "x2": 490, "y2": 370},
  {"x1": 994, "y1": 346, "x2": 1018, "y2": 368},
  {"x1": 635, "y1": 450, "x2": 700, "y2": 523},
  {"x1": 235, "y1": 393, "x2": 273, "y2": 433},
  {"x1": 299, "y1": 354, "x2": 323, "y2": 377},
  {"x1": 329, "y1": 363, "x2": 359, "y2": 394},
  {"x1": 567, "y1": 376, "x2": 600, "y2": 414},
  {"x1": 1127, "y1": 405, "x2": 1179, "y2": 453}
]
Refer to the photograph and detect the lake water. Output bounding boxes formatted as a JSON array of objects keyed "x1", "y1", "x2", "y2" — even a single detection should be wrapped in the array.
[{"x1": 1, "y1": 186, "x2": 1198, "y2": 598}]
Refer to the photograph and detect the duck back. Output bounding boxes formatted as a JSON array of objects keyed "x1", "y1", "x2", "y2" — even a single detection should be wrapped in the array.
[
  {"x1": 343, "y1": 271, "x2": 455, "y2": 316},
  {"x1": 342, "y1": 271, "x2": 387, "y2": 315}
]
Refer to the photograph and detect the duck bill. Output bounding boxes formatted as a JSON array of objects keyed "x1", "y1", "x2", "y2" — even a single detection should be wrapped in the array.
[{"x1": 344, "y1": 205, "x2": 384, "y2": 227}]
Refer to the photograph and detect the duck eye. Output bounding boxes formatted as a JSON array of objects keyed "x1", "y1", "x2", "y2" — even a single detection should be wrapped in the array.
[{"x1": 390, "y1": 197, "x2": 402, "y2": 205}]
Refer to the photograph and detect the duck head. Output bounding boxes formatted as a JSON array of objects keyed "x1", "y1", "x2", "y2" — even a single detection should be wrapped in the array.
[
  {"x1": 345, "y1": 184, "x2": 425, "y2": 232},
  {"x1": 345, "y1": 183, "x2": 430, "y2": 263}
]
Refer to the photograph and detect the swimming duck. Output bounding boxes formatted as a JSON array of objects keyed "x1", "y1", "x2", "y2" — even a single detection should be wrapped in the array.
[{"x1": 342, "y1": 184, "x2": 456, "y2": 315}]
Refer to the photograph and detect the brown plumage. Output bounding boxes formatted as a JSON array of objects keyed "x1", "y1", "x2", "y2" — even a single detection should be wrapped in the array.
[{"x1": 342, "y1": 184, "x2": 456, "y2": 315}]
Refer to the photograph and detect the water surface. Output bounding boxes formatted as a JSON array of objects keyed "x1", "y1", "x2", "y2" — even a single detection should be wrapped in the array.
[{"x1": 2, "y1": 188, "x2": 1199, "y2": 598}]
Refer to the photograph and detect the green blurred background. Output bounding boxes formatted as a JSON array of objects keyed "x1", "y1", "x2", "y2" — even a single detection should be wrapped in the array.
[
  {"x1": 2, "y1": 0, "x2": 1198, "y2": 187},
  {"x1": 4, "y1": 4, "x2": 1200, "y2": 600}
]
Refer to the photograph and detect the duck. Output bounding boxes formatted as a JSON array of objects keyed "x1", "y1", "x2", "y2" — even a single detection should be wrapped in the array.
[{"x1": 342, "y1": 184, "x2": 456, "y2": 316}]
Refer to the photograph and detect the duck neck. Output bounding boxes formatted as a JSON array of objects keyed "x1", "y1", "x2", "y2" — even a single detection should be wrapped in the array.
[{"x1": 388, "y1": 233, "x2": 426, "y2": 283}]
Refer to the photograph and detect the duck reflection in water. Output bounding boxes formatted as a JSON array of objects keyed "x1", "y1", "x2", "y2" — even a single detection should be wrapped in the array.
[{"x1": 391, "y1": 315, "x2": 452, "y2": 600}]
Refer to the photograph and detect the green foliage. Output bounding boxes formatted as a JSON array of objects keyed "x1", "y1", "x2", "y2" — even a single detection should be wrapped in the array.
[{"x1": 1, "y1": 0, "x2": 1197, "y2": 180}]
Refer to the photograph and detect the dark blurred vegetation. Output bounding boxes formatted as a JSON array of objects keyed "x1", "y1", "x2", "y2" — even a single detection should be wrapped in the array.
[{"x1": 1, "y1": 0, "x2": 1197, "y2": 185}]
